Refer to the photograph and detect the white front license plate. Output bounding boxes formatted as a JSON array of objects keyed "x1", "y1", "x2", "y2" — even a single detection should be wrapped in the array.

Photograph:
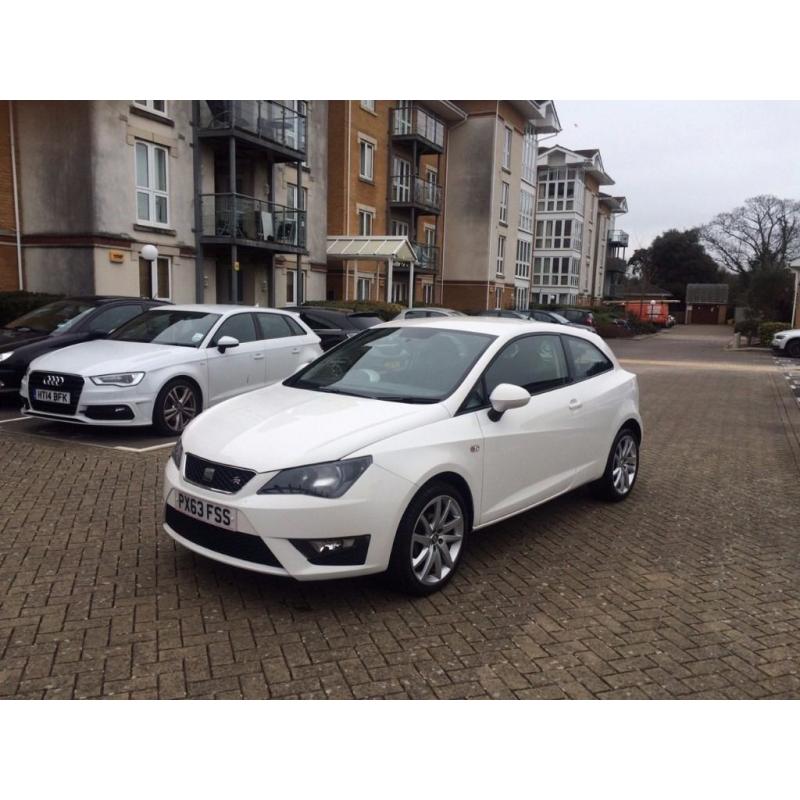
[
  {"x1": 174, "y1": 491, "x2": 236, "y2": 530},
  {"x1": 34, "y1": 388, "x2": 70, "y2": 404}
]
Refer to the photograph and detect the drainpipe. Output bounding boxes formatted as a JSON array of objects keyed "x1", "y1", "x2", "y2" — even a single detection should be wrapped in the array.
[
  {"x1": 191, "y1": 101, "x2": 204, "y2": 302},
  {"x1": 344, "y1": 101, "x2": 352, "y2": 301},
  {"x1": 8, "y1": 101, "x2": 23, "y2": 290}
]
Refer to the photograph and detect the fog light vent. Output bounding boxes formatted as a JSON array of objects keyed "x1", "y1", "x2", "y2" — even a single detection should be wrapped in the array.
[{"x1": 290, "y1": 535, "x2": 370, "y2": 566}]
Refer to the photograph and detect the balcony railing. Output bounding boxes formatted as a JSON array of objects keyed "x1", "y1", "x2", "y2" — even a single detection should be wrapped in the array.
[
  {"x1": 608, "y1": 229, "x2": 629, "y2": 247},
  {"x1": 413, "y1": 242, "x2": 439, "y2": 270},
  {"x1": 390, "y1": 175, "x2": 442, "y2": 212},
  {"x1": 201, "y1": 193, "x2": 306, "y2": 249},
  {"x1": 391, "y1": 105, "x2": 445, "y2": 151},
  {"x1": 199, "y1": 100, "x2": 307, "y2": 157}
]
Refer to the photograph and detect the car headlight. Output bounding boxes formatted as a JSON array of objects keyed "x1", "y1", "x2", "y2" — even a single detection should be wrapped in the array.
[
  {"x1": 0, "y1": 351, "x2": 14, "y2": 362},
  {"x1": 90, "y1": 372, "x2": 145, "y2": 387},
  {"x1": 171, "y1": 438, "x2": 183, "y2": 468},
  {"x1": 773, "y1": 333, "x2": 786, "y2": 340},
  {"x1": 258, "y1": 456, "x2": 372, "y2": 499}
]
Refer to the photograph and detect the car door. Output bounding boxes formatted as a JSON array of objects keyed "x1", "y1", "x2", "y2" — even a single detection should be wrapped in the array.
[
  {"x1": 254, "y1": 312, "x2": 307, "y2": 382},
  {"x1": 560, "y1": 334, "x2": 621, "y2": 484},
  {"x1": 469, "y1": 333, "x2": 581, "y2": 524},
  {"x1": 204, "y1": 313, "x2": 264, "y2": 405}
]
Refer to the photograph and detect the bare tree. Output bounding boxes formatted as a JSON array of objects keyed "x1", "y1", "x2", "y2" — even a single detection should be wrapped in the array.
[{"x1": 701, "y1": 195, "x2": 800, "y2": 273}]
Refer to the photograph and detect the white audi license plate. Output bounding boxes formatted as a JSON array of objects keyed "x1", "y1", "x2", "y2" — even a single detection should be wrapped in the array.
[
  {"x1": 174, "y1": 491, "x2": 236, "y2": 530},
  {"x1": 34, "y1": 388, "x2": 71, "y2": 404}
]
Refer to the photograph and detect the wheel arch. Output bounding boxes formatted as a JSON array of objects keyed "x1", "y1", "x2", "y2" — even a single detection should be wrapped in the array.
[
  {"x1": 420, "y1": 470, "x2": 475, "y2": 531},
  {"x1": 620, "y1": 417, "x2": 642, "y2": 443},
  {"x1": 153, "y1": 374, "x2": 205, "y2": 421}
]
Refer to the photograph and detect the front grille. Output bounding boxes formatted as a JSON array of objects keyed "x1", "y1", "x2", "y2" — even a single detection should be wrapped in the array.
[
  {"x1": 165, "y1": 505, "x2": 282, "y2": 568},
  {"x1": 28, "y1": 371, "x2": 84, "y2": 415},
  {"x1": 185, "y1": 453, "x2": 256, "y2": 494}
]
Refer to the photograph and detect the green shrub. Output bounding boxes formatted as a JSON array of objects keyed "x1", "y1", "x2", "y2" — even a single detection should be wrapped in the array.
[
  {"x1": 302, "y1": 299, "x2": 403, "y2": 321},
  {"x1": 734, "y1": 319, "x2": 759, "y2": 337},
  {"x1": 0, "y1": 291, "x2": 64, "y2": 327},
  {"x1": 759, "y1": 321, "x2": 792, "y2": 347}
]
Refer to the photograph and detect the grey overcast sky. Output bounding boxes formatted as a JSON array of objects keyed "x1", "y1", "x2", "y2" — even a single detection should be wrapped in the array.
[{"x1": 549, "y1": 101, "x2": 800, "y2": 253}]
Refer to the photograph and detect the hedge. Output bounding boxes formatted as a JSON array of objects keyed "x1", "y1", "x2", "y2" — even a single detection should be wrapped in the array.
[
  {"x1": 759, "y1": 321, "x2": 792, "y2": 347},
  {"x1": 0, "y1": 291, "x2": 64, "y2": 327},
  {"x1": 302, "y1": 299, "x2": 404, "y2": 321}
]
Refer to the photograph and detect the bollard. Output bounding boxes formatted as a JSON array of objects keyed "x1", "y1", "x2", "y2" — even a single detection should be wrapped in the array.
[{"x1": 734, "y1": 332, "x2": 741, "y2": 349}]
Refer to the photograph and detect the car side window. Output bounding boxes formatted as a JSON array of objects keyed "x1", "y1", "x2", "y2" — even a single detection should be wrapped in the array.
[
  {"x1": 210, "y1": 313, "x2": 257, "y2": 345},
  {"x1": 255, "y1": 313, "x2": 294, "y2": 340},
  {"x1": 283, "y1": 316, "x2": 307, "y2": 336},
  {"x1": 85, "y1": 304, "x2": 144, "y2": 333},
  {"x1": 301, "y1": 312, "x2": 336, "y2": 330},
  {"x1": 563, "y1": 336, "x2": 613, "y2": 379},
  {"x1": 483, "y1": 334, "x2": 570, "y2": 397},
  {"x1": 532, "y1": 312, "x2": 549, "y2": 322},
  {"x1": 404, "y1": 310, "x2": 428, "y2": 319}
]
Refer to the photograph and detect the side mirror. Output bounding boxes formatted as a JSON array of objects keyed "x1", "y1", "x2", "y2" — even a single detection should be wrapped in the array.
[
  {"x1": 87, "y1": 330, "x2": 108, "y2": 340},
  {"x1": 488, "y1": 383, "x2": 530, "y2": 422},
  {"x1": 217, "y1": 335, "x2": 240, "y2": 353}
]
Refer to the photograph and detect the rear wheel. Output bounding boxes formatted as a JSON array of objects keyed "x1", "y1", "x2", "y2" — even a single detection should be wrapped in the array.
[
  {"x1": 786, "y1": 339, "x2": 800, "y2": 358},
  {"x1": 387, "y1": 481, "x2": 468, "y2": 595},
  {"x1": 592, "y1": 427, "x2": 640, "y2": 502},
  {"x1": 153, "y1": 379, "x2": 201, "y2": 436}
]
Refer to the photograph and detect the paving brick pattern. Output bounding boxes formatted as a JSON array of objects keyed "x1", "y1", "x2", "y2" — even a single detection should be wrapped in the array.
[{"x1": 2, "y1": 326, "x2": 800, "y2": 699}]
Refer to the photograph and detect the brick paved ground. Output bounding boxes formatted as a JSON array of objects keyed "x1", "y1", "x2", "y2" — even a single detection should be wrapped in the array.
[{"x1": 1, "y1": 325, "x2": 800, "y2": 699}]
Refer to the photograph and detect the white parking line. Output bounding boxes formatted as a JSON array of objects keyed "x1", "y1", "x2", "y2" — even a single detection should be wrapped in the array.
[
  {"x1": 0, "y1": 416, "x2": 27, "y2": 424},
  {"x1": 114, "y1": 441, "x2": 177, "y2": 453}
]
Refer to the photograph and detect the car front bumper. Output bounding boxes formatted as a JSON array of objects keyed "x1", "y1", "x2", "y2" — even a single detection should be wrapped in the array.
[
  {"x1": 162, "y1": 457, "x2": 416, "y2": 581},
  {"x1": 20, "y1": 373, "x2": 157, "y2": 426}
]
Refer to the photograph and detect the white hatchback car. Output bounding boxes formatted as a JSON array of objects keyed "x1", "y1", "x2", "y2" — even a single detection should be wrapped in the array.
[
  {"x1": 21, "y1": 305, "x2": 322, "y2": 435},
  {"x1": 163, "y1": 318, "x2": 642, "y2": 594}
]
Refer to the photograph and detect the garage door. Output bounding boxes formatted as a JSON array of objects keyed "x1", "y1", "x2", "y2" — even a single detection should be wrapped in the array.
[{"x1": 690, "y1": 305, "x2": 719, "y2": 324}]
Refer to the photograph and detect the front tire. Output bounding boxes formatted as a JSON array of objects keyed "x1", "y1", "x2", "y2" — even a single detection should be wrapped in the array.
[
  {"x1": 153, "y1": 378, "x2": 201, "y2": 436},
  {"x1": 786, "y1": 339, "x2": 800, "y2": 358},
  {"x1": 592, "y1": 427, "x2": 640, "y2": 502},
  {"x1": 387, "y1": 481, "x2": 469, "y2": 595}
]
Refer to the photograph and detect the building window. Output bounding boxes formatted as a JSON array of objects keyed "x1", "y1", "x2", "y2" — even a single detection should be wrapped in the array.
[
  {"x1": 391, "y1": 282, "x2": 407, "y2": 304},
  {"x1": 519, "y1": 188, "x2": 534, "y2": 232},
  {"x1": 286, "y1": 269, "x2": 307, "y2": 305},
  {"x1": 360, "y1": 101, "x2": 376, "y2": 112},
  {"x1": 496, "y1": 234, "x2": 506, "y2": 276},
  {"x1": 495, "y1": 286, "x2": 503, "y2": 309},
  {"x1": 532, "y1": 256, "x2": 578, "y2": 288},
  {"x1": 537, "y1": 168, "x2": 583, "y2": 213},
  {"x1": 135, "y1": 141, "x2": 169, "y2": 226},
  {"x1": 423, "y1": 283, "x2": 434, "y2": 305},
  {"x1": 535, "y1": 219, "x2": 581, "y2": 250},
  {"x1": 139, "y1": 256, "x2": 171, "y2": 300},
  {"x1": 287, "y1": 183, "x2": 307, "y2": 211},
  {"x1": 391, "y1": 219, "x2": 409, "y2": 238},
  {"x1": 392, "y1": 156, "x2": 411, "y2": 202},
  {"x1": 357, "y1": 277, "x2": 371, "y2": 301},
  {"x1": 357, "y1": 209, "x2": 373, "y2": 236},
  {"x1": 522, "y1": 125, "x2": 536, "y2": 185},
  {"x1": 502, "y1": 126, "x2": 512, "y2": 170},
  {"x1": 514, "y1": 286, "x2": 529, "y2": 311},
  {"x1": 515, "y1": 237, "x2": 532, "y2": 279},
  {"x1": 134, "y1": 101, "x2": 167, "y2": 115},
  {"x1": 359, "y1": 138, "x2": 374, "y2": 181},
  {"x1": 499, "y1": 181, "x2": 509, "y2": 224}
]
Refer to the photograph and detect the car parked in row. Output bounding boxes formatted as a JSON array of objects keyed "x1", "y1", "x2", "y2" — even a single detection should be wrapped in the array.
[
  {"x1": 394, "y1": 307, "x2": 467, "y2": 320},
  {"x1": 21, "y1": 305, "x2": 322, "y2": 434},
  {"x1": 283, "y1": 306, "x2": 383, "y2": 350},
  {"x1": 477, "y1": 309, "x2": 595, "y2": 333},
  {"x1": 0, "y1": 296, "x2": 167, "y2": 398},
  {"x1": 163, "y1": 317, "x2": 642, "y2": 594},
  {"x1": 772, "y1": 328, "x2": 800, "y2": 358},
  {"x1": 553, "y1": 307, "x2": 597, "y2": 330}
]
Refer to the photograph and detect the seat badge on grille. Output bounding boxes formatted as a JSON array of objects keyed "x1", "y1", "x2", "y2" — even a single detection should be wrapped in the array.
[{"x1": 202, "y1": 467, "x2": 215, "y2": 483}]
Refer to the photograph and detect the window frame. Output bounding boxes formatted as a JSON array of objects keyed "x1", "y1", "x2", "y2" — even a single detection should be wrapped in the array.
[
  {"x1": 135, "y1": 140, "x2": 170, "y2": 227},
  {"x1": 139, "y1": 255, "x2": 172, "y2": 300},
  {"x1": 496, "y1": 234, "x2": 506, "y2": 277},
  {"x1": 133, "y1": 101, "x2": 167, "y2": 117},
  {"x1": 357, "y1": 208, "x2": 374, "y2": 236},
  {"x1": 360, "y1": 101, "x2": 376, "y2": 113},
  {"x1": 499, "y1": 181, "x2": 509, "y2": 224},
  {"x1": 502, "y1": 126, "x2": 512, "y2": 170},
  {"x1": 358, "y1": 137, "x2": 375, "y2": 181}
]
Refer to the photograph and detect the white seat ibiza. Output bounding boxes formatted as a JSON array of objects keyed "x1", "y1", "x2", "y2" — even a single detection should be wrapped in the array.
[
  {"x1": 21, "y1": 305, "x2": 322, "y2": 435},
  {"x1": 163, "y1": 318, "x2": 642, "y2": 594}
]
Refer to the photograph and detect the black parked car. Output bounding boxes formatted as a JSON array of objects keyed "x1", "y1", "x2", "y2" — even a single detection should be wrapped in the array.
[
  {"x1": 529, "y1": 309, "x2": 596, "y2": 332},
  {"x1": 283, "y1": 306, "x2": 383, "y2": 351},
  {"x1": 476, "y1": 309, "x2": 531, "y2": 320},
  {"x1": 552, "y1": 307, "x2": 596, "y2": 330},
  {"x1": 0, "y1": 296, "x2": 168, "y2": 397}
]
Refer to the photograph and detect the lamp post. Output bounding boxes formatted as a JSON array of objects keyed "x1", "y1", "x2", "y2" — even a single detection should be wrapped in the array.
[
  {"x1": 790, "y1": 258, "x2": 800, "y2": 329},
  {"x1": 140, "y1": 245, "x2": 158, "y2": 299}
]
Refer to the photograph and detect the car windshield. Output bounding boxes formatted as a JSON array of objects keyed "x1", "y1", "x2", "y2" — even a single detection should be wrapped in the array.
[
  {"x1": 110, "y1": 310, "x2": 221, "y2": 348},
  {"x1": 348, "y1": 315, "x2": 383, "y2": 329},
  {"x1": 285, "y1": 326, "x2": 495, "y2": 403},
  {"x1": 5, "y1": 299, "x2": 94, "y2": 334}
]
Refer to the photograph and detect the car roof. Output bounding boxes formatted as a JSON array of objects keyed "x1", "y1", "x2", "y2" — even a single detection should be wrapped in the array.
[
  {"x1": 151, "y1": 304, "x2": 293, "y2": 315},
  {"x1": 376, "y1": 316, "x2": 588, "y2": 337}
]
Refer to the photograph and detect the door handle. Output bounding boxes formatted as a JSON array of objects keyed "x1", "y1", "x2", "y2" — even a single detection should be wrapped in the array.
[
  {"x1": 291, "y1": 348, "x2": 301, "y2": 354},
  {"x1": 568, "y1": 398, "x2": 582, "y2": 410},
  {"x1": 253, "y1": 354, "x2": 265, "y2": 360}
]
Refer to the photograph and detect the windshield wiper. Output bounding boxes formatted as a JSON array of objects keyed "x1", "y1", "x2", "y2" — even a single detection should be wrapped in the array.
[
  {"x1": 378, "y1": 396, "x2": 439, "y2": 404},
  {"x1": 7, "y1": 326, "x2": 48, "y2": 333}
]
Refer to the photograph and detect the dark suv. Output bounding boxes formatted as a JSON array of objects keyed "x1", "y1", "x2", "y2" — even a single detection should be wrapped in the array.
[
  {"x1": 283, "y1": 306, "x2": 383, "y2": 351},
  {"x1": 0, "y1": 296, "x2": 167, "y2": 397},
  {"x1": 553, "y1": 307, "x2": 596, "y2": 330}
]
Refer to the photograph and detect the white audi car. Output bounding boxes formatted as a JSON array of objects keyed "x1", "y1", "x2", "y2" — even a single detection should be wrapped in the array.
[
  {"x1": 163, "y1": 318, "x2": 642, "y2": 594},
  {"x1": 21, "y1": 305, "x2": 322, "y2": 434}
]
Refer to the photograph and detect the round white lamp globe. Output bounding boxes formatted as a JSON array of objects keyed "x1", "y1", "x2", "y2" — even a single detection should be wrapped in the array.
[{"x1": 141, "y1": 244, "x2": 159, "y2": 262}]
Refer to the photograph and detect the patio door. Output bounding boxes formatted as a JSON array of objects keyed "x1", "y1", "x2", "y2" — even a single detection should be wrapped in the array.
[{"x1": 393, "y1": 157, "x2": 411, "y2": 203}]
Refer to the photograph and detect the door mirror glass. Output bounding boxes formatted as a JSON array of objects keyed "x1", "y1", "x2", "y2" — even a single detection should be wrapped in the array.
[
  {"x1": 217, "y1": 335, "x2": 240, "y2": 353},
  {"x1": 488, "y1": 383, "x2": 530, "y2": 421}
]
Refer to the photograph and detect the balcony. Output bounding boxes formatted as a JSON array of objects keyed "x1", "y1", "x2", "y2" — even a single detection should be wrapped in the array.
[
  {"x1": 198, "y1": 101, "x2": 306, "y2": 162},
  {"x1": 390, "y1": 175, "x2": 442, "y2": 214},
  {"x1": 391, "y1": 105, "x2": 445, "y2": 154},
  {"x1": 608, "y1": 229, "x2": 629, "y2": 247},
  {"x1": 394, "y1": 242, "x2": 439, "y2": 272},
  {"x1": 200, "y1": 193, "x2": 306, "y2": 252}
]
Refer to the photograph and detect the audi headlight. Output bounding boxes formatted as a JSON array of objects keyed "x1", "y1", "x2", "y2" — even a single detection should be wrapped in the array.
[
  {"x1": 171, "y1": 438, "x2": 183, "y2": 468},
  {"x1": 90, "y1": 372, "x2": 145, "y2": 387},
  {"x1": 773, "y1": 333, "x2": 786, "y2": 340},
  {"x1": 258, "y1": 456, "x2": 372, "y2": 499},
  {"x1": 0, "y1": 351, "x2": 14, "y2": 362}
]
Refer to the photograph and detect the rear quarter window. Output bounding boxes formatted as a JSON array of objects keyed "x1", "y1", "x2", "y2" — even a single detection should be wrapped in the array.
[{"x1": 564, "y1": 336, "x2": 613, "y2": 379}]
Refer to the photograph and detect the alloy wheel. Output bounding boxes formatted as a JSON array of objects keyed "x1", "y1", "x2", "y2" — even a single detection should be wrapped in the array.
[
  {"x1": 612, "y1": 434, "x2": 638, "y2": 495},
  {"x1": 162, "y1": 385, "x2": 198, "y2": 433},
  {"x1": 410, "y1": 495, "x2": 465, "y2": 586}
]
